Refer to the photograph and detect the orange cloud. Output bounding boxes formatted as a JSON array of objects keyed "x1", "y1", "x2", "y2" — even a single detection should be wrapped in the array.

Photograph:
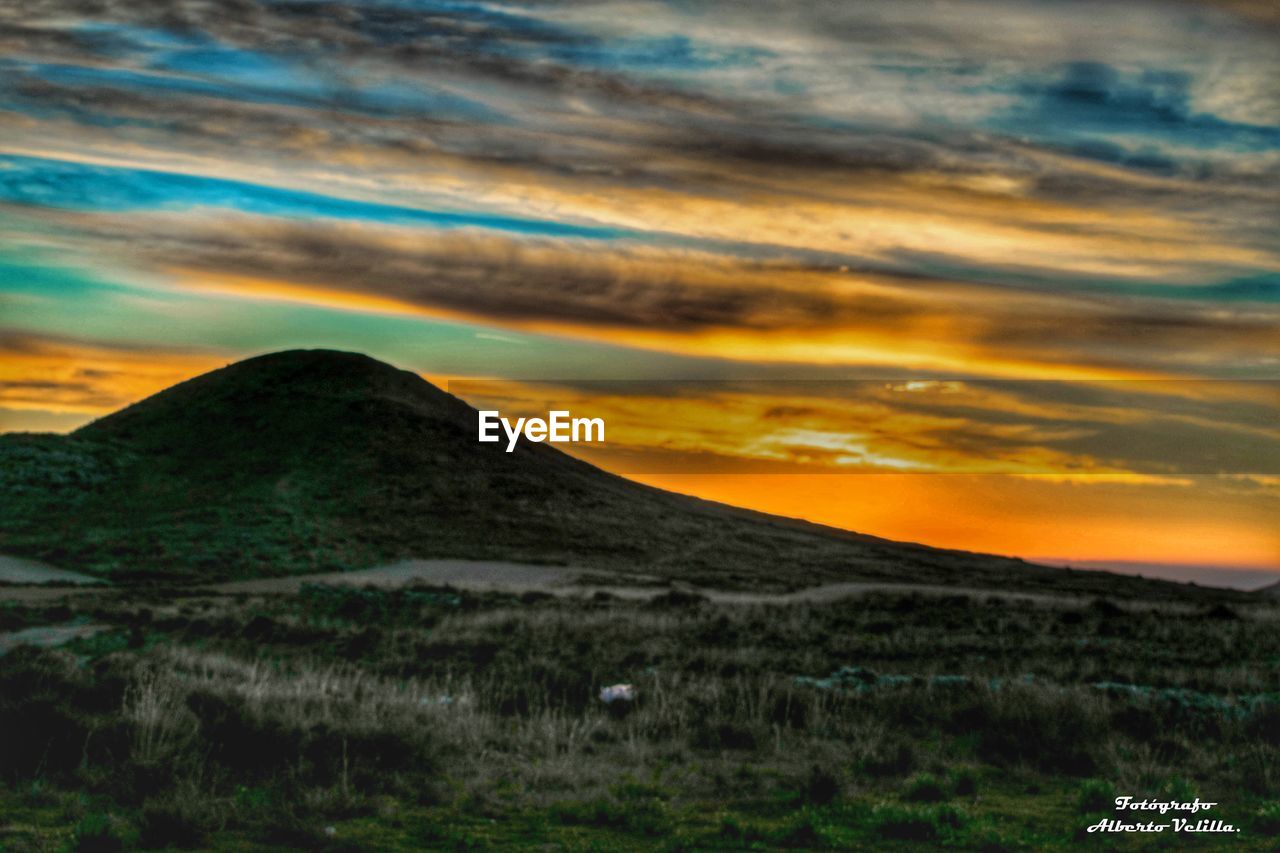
[
  {"x1": 0, "y1": 334, "x2": 226, "y2": 415},
  {"x1": 633, "y1": 472, "x2": 1280, "y2": 571}
]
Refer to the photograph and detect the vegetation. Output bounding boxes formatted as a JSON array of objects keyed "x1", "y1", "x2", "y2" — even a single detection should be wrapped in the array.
[
  {"x1": 3, "y1": 349, "x2": 1275, "y2": 849},
  {"x1": 0, "y1": 349, "x2": 1248, "y2": 603},
  {"x1": 2, "y1": 583, "x2": 1277, "y2": 849}
]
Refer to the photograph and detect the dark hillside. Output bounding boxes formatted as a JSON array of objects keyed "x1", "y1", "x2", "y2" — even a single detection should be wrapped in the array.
[{"x1": 0, "y1": 350, "x2": 1241, "y2": 598}]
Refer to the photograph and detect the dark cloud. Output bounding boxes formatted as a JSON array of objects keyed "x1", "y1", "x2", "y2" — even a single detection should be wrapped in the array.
[
  {"x1": 127, "y1": 220, "x2": 918, "y2": 331},
  {"x1": 3, "y1": 0, "x2": 729, "y2": 116},
  {"x1": 2, "y1": 0, "x2": 1277, "y2": 385},
  {"x1": 4, "y1": 0, "x2": 1276, "y2": 222},
  {"x1": 14, "y1": 206, "x2": 1266, "y2": 379},
  {"x1": 1006, "y1": 62, "x2": 1280, "y2": 149}
]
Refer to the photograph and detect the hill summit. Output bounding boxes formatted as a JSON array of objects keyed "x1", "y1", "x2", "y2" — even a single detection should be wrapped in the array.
[{"x1": 0, "y1": 349, "x2": 1188, "y2": 594}]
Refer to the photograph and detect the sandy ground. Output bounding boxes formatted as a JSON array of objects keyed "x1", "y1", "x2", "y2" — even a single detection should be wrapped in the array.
[
  {"x1": 213, "y1": 559, "x2": 582, "y2": 594},
  {"x1": 0, "y1": 555, "x2": 102, "y2": 585},
  {"x1": 0, "y1": 555, "x2": 1066, "y2": 605},
  {"x1": 4, "y1": 555, "x2": 1249, "y2": 614},
  {"x1": 0, "y1": 587, "x2": 104, "y2": 603},
  {"x1": 0, "y1": 623, "x2": 110, "y2": 656},
  {"x1": 210, "y1": 558, "x2": 1075, "y2": 605},
  {"x1": 698, "y1": 582, "x2": 1072, "y2": 606},
  {"x1": 0, "y1": 557, "x2": 1077, "y2": 663}
]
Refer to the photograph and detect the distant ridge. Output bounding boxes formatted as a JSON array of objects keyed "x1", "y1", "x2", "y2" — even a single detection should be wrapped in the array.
[
  {"x1": 1256, "y1": 580, "x2": 1280, "y2": 598},
  {"x1": 0, "y1": 350, "x2": 1243, "y2": 597}
]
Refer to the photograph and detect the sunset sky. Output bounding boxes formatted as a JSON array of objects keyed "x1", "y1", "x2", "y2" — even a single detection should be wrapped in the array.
[{"x1": 1, "y1": 0, "x2": 1277, "y2": 583}]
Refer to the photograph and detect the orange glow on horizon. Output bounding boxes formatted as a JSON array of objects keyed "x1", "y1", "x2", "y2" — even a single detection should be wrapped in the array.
[
  {"x1": 0, "y1": 338, "x2": 226, "y2": 415},
  {"x1": 629, "y1": 472, "x2": 1280, "y2": 572},
  {"x1": 3, "y1": 338, "x2": 1274, "y2": 576}
]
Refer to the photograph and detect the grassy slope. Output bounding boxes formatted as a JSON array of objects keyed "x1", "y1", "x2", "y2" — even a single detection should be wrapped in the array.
[
  {"x1": 2, "y1": 585, "x2": 1277, "y2": 849},
  {"x1": 0, "y1": 349, "x2": 1243, "y2": 599}
]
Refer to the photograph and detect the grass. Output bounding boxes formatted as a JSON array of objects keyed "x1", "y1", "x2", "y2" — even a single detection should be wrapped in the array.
[{"x1": 1, "y1": 584, "x2": 1278, "y2": 849}]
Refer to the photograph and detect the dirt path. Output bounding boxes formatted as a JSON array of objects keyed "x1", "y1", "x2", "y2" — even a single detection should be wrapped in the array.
[
  {"x1": 0, "y1": 587, "x2": 103, "y2": 603},
  {"x1": 1, "y1": 555, "x2": 1220, "y2": 612},
  {"x1": 0, "y1": 555, "x2": 1068, "y2": 606},
  {"x1": 210, "y1": 558, "x2": 1078, "y2": 606},
  {"x1": 700, "y1": 581, "x2": 1072, "y2": 606},
  {"x1": 0, "y1": 623, "x2": 110, "y2": 656},
  {"x1": 213, "y1": 559, "x2": 581, "y2": 594},
  {"x1": 0, "y1": 555, "x2": 102, "y2": 585}
]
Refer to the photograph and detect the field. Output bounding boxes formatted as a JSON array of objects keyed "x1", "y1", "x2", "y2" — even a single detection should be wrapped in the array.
[{"x1": 3, "y1": 580, "x2": 1279, "y2": 850}]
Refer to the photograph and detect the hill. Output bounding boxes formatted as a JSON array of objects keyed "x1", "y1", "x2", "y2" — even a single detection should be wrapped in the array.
[
  {"x1": 0, "y1": 349, "x2": 1235, "y2": 597},
  {"x1": 1256, "y1": 580, "x2": 1280, "y2": 598}
]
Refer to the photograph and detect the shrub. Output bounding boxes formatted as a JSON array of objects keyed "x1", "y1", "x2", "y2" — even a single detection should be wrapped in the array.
[
  {"x1": 138, "y1": 800, "x2": 210, "y2": 849},
  {"x1": 1253, "y1": 803, "x2": 1280, "y2": 836},
  {"x1": 950, "y1": 767, "x2": 979, "y2": 797},
  {"x1": 0, "y1": 649, "x2": 131, "y2": 784},
  {"x1": 553, "y1": 797, "x2": 670, "y2": 837},
  {"x1": 903, "y1": 773, "x2": 949, "y2": 803},
  {"x1": 1089, "y1": 598, "x2": 1124, "y2": 618},
  {"x1": 691, "y1": 721, "x2": 759, "y2": 751},
  {"x1": 871, "y1": 804, "x2": 967, "y2": 842},
  {"x1": 74, "y1": 812, "x2": 135, "y2": 852},
  {"x1": 1076, "y1": 779, "x2": 1116, "y2": 813},
  {"x1": 1157, "y1": 776, "x2": 1198, "y2": 802},
  {"x1": 805, "y1": 764, "x2": 842, "y2": 805},
  {"x1": 969, "y1": 685, "x2": 1106, "y2": 775},
  {"x1": 861, "y1": 737, "x2": 919, "y2": 778},
  {"x1": 774, "y1": 811, "x2": 836, "y2": 847}
]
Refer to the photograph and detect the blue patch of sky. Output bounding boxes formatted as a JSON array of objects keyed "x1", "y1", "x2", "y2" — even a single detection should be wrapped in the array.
[
  {"x1": 0, "y1": 65, "x2": 162, "y2": 130},
  {"x1": 0, "y1": 154, "x2": 626, "y2": 240},
  {"x1": 1061, "y1": 138, "x2": 1180, "y2": 176},
  {"x1": 892, "y1": 250, "x2": 1280, "y2": 304},
  {"x1": 150, "y1": 43, "x2": 506, "y2": 121},
  {"x1": 147, "y1": 44, "x2": 331, "y2": 95},
  {"x1": 350, "y1": 79, "x2": 509, "y2": 123},
  {"x1": 0, "y1": 252, "x2": 143, "y2": 301},
  {"x1": 1202, "y1": 274, "x2": 1280, "y2": 303},
  {"x1": 547, "y1": 35, "x2": 772, "y2": 74},
  {"x1": 2, "y1": 249, "x2": 1014, "y2": 385},
  {"x1": 0, "y1": 248, "x2": 729, "y2": 380},
  {"x1": 872, "y1": 61, "x2": 988, "y2": 80},
  {"x1": 0, "y1": 59, "x2": 344, "y2": 114},
  {"x1": 8, "y1": 153, "x2": 1268, "y2": 310},
  {"x1": 279, "y1": 1, "x2": 775, "y2": 76},
  {"x1": 3, "y1": 47, "x2": 503, "y2": 124},
  {"x1": 1, "y1": 22, "x2": 206, "y2": 71},
  {"x1": 993, "y1": 62, "x2": 1280, "y2": 153},
  {"x1": 0, "y1": 156, "x2": 974, "y2": 275},
  {"x1": 265, "y1": 0, "x2": 566, "y2": 32},
  {"x1": 71, "y1": 22, "x2": 212, "y2": 52}
]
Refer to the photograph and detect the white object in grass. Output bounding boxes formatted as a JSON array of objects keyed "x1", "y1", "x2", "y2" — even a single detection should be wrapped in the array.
[{"x1": 599, "y1": 684, "x2": 636, "y2": 704}]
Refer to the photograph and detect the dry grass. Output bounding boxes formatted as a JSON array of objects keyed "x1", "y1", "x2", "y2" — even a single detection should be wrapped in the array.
[{"x1": 2, "y1": 584, "x2": 1279, "y2": 848}]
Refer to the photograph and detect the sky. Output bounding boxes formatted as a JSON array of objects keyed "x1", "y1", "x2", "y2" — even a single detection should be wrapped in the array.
[{"x1": 1, "y1": 0, "x2": 1277, "y2": 585}]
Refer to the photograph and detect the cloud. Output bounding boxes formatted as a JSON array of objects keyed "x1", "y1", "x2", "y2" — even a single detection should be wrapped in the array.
[
  {"x1": 0, "y1": 329, "x2": 226, "y2": 413},
  {"x1": 1003, "y1": 62, "x2": 1280, "y2": 150},
  {"x1": 1, "y1": 0, "x2": 1276, "y2": 576},
  {"x1": 5, "y1": 204, "x2": 1268, "y2": 381},
  {"x1": 0, "y1": 1, "x2": 1276, "y2": 378},
  {"x1": 450, "y1": 375, "x2": 1279, "y2": 477}
]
